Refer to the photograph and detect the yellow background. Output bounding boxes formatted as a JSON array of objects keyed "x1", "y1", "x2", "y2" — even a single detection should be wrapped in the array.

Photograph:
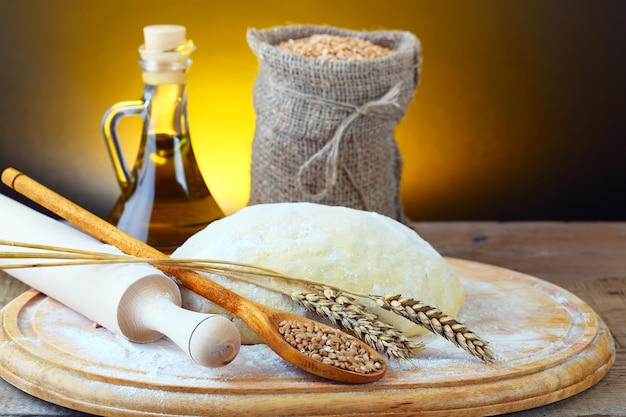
[{"x1": 0, "y1": 0, "x2": 623, "y2": 220}]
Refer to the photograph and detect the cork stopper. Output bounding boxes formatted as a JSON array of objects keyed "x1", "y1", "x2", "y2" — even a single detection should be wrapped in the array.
[
  {"x1": 143, "y1": 25, "x2": 186, "y2": 52},
  {"x1": 139, "y1": 24, "x2": 194, "y2": 82}
]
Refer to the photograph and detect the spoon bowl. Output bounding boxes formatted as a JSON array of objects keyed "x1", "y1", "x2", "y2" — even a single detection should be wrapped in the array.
[{"x1": 264, "y1": 309, "x2": 387, "y2": 383}]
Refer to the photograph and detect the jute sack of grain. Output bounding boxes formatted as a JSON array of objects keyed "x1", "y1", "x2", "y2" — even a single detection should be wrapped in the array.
[{"x1": 246, "y1": 25, "x2": 421, "y2": 224}]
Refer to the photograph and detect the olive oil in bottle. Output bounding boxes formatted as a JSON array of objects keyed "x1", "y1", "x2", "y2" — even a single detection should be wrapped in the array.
[{"x1": 102, "y1": 25, "x2": 223, "y2": 254}]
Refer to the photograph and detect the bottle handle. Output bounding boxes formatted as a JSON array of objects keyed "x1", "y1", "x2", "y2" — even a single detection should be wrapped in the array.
[{"x1": 101, "y1": 100, "x2": 145, "y2": 191}]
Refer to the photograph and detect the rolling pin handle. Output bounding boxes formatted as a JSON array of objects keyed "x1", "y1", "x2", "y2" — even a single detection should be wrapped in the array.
[
  {"x1": 136, "y1": 295, "x2": 241, "y2": 368},
  {"x1": 188, "y1": 315, "x2": 242, "y2": 367}
]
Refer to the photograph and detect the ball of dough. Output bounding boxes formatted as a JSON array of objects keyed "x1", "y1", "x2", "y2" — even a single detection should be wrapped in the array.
[{"x1": 173, "y1": 203, "x2": 464, "y2": 344}]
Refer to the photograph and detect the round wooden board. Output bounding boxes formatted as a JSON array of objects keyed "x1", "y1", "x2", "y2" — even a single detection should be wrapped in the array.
[{"x1": 0, "y1": 258, "x2": 616, "y2": 417}]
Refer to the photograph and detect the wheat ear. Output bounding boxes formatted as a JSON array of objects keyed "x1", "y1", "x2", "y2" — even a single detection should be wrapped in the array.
[{"x1": 371, "y1": 294, "x2": 495, "y2": 362}]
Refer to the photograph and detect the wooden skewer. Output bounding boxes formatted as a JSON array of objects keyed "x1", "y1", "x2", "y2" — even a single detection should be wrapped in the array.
[{"x1": 1, "y1": 167, "x2": 386, "y2": 384}]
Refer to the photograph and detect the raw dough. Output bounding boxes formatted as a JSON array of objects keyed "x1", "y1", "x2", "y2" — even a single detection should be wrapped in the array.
[{"x1": 172, "y1": 203, "x2": 464, "y2": 344}]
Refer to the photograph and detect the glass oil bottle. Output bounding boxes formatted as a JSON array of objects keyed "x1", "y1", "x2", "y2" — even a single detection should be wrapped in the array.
[{"x1": 102, "y1": 25, "x2": 224, "y2": 254}]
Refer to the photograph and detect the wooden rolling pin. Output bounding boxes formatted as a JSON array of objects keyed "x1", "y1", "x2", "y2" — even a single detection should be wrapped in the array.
[{"x1": 0, "y1": 193, "x2": 241, "y2": 368}]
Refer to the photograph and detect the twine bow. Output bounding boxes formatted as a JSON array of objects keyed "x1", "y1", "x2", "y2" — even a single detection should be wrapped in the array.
[{"x1": 295, "y1": 82, "x2": 405, "y2": 202}]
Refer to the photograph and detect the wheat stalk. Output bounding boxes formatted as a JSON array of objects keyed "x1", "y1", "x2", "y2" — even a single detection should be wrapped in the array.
[{"x1": 0, "y1": 240, "x2": 495, "y2": 362}]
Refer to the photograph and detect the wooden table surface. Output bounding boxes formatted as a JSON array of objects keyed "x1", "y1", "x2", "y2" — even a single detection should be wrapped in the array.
[{"x1": 1, "y1": 221, "x2": 624, "y2": 417}]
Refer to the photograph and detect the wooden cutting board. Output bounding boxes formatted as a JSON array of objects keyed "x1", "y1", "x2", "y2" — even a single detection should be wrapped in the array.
[{"x1": 0, "y1": 258, "x2": 615, "y2": 417}]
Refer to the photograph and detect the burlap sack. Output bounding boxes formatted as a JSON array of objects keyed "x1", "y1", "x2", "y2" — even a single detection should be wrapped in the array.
[{"x1": 247, "y1": 25, "x2": 421, "y2": 224}]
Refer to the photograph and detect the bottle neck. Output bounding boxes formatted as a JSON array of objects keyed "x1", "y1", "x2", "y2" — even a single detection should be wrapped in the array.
[
  {"x1": 140, "y1": 58, "x2": 191, "y2": 85},
  {"x1": 140, "y1": 59, "x2": 191, "y2": 138}
]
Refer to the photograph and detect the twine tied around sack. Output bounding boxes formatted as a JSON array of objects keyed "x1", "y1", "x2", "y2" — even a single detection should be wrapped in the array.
[{"x1": 291, "y1": 82, "x2": 405, "y2": 202}]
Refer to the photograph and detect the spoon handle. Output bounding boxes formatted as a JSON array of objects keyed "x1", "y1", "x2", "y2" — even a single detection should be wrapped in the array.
[{"x1": 2, "y1": 168, "x2": 387, "y2": 383}]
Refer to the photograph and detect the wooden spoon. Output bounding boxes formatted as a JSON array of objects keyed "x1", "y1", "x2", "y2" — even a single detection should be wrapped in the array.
[{"x1": 2, "y1": 168, "x2": 386, "y2": 384}]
